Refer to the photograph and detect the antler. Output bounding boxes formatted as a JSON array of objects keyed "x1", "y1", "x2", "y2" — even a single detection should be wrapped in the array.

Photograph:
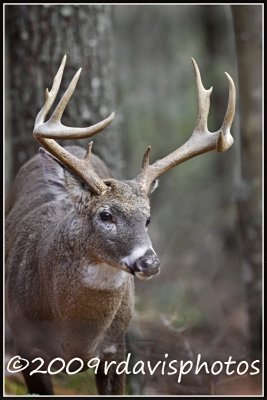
[
  {"x1": 33, "y1": 55, "x2": 114, "y2": 195},
  {"x1": 136, "y1": 58, "x2": 236, "y2": 194}
]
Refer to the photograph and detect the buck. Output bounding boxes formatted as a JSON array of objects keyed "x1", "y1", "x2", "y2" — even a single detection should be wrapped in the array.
[{"x1": 5, "y1": 56, "x2": 235, "y2": 395}]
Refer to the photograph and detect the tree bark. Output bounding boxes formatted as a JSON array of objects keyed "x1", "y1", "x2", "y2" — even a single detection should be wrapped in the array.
[
  {"x1": 5, "y1": 4, "x2": 123, "y2": 189},
  {"x1": 231, "y1": 5, "x2": 262, "y2": 358}
]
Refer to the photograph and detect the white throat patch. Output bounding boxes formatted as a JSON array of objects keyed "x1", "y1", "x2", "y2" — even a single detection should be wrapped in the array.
[{"x1": 81, "y1": 263, "x2": 129, "y2": 290}]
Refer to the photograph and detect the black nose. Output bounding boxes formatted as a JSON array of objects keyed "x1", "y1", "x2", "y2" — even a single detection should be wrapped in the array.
[{"x1": 133, "y1": 250, "x2": 160, "y2": 276}]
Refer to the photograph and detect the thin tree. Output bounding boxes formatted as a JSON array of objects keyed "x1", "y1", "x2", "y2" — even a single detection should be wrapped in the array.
[{"x1": 231, "y1": 4, "x2": 262, "y2": 359}]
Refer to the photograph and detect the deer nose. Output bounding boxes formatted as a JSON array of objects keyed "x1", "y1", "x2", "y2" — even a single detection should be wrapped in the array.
[{"x1": 133, "y1": 249, "x2": 160, "y2": 279}]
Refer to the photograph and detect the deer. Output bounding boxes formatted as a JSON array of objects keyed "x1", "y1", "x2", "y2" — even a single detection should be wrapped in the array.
[{"x1": 5, "y1": 55, "x2": 236, "y2": 395}]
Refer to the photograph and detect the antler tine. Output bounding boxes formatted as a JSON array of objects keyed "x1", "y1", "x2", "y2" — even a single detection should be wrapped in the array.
[
  {"x1": 33, "y1": 56, "x2": 115, "y2": 195},
  {"x1": 35, "y1": 54, "x2": 67, "y2": 128},
  {"x1": 216, "y1": 72, "x2": 235, "y2": 152},
  {"x1": 34, "y1": 57, "x2": 114, "y2": 139},
  {"x1": 191, "y1": 57, "x2": 213, "y2": 133},
  {"x1": 49, "y1": 67, "x2": 82, "y2": 125},
  {"x1": 136, "y1": 59, "x2": 236, "y2": 194}
]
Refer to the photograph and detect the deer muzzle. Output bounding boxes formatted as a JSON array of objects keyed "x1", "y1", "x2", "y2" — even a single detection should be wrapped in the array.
[
  {"x1": 121, "y1": 248, "x2": 160, "y2": 280},
  {"x1": 133, "y1": 249, "x2": 160, "y2": 280}
]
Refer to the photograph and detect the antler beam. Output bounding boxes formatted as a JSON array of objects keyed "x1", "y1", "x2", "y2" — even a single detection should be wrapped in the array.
[
  {"x1": 136, "y1": 58, "x2": 236, "y2": 194},
  {"x1": 33, "y1": 55, "x2": 114, "y2": 195}
]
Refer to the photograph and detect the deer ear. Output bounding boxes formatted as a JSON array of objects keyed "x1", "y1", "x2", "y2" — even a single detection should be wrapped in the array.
[
  {"x1": 40, "y1": 148, "x2": 66, "y2": 191},
  {"x1": 63, "y1": 169, "x2": 94, "y2": 211},
  {"x1": 149, "y1": 179, "x2": 159, "y2": 194},
  {"x1": 40, "y1": 148, "x2": 93, "y2": 208}
]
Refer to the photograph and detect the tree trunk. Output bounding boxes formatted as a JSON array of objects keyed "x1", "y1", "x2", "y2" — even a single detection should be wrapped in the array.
[
  {"x1": 231, "y1": 5, "x2": 262, "y2": 359},
  {"x1": 5, "y1": 4, "x2": 123, "y2": 189}
]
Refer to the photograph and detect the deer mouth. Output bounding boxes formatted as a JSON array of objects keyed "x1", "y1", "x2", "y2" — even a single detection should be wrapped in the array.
[{"x1": 134, "y1": 270, "x2": 160, "y2": 280}]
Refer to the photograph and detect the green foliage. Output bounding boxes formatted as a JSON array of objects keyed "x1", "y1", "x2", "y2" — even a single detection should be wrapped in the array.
[
  {"x1": 5, "y1": 376, "x2": 28, "y2": 395},
  {"x1": 5, "y1": 370, "x2": 98, "y2": 396}
]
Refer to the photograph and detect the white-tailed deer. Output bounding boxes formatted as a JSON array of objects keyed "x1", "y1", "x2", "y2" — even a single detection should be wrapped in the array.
[{"x1": 5, "y1": 56, "x2": 235, "y2": 395}]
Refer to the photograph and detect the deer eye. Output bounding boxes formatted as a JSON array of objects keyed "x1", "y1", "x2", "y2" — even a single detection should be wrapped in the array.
[
  {"x1": 99, "y1": 211, "x2": 113, "y2": 222},
  {"x1": 146, "y1": 217, "x2": 151, "y2": 227}
]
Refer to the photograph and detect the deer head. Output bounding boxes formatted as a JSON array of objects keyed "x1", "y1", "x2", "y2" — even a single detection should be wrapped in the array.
[{"x1": 33, "y1": 55, "x2": 235, "y2": 280}]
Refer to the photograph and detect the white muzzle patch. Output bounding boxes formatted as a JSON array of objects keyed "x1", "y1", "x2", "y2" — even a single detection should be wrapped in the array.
[{"x1": 120, "y1": 246, "x2": 152, "y2": 268}]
